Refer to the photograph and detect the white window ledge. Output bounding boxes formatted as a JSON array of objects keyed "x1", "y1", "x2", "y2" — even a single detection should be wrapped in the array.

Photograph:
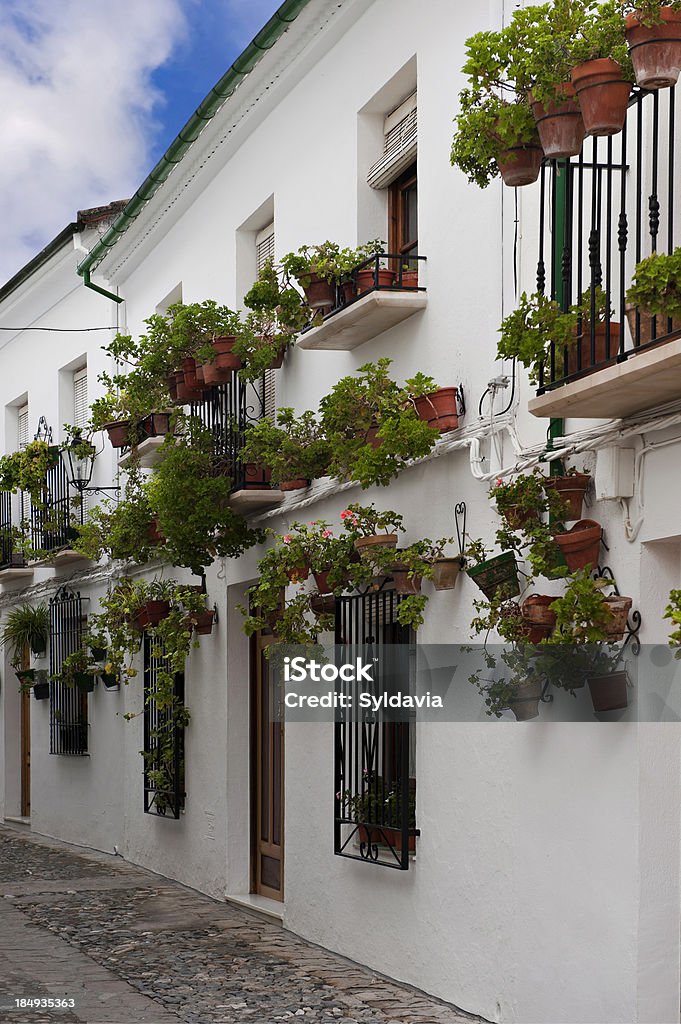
[{"x1": 297, "y1": 289, "x2": 427, "y2": 351}]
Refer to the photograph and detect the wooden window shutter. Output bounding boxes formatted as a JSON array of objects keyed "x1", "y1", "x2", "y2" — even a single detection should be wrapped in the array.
[
  {"x1": 367, "y1": 93, "x2": 417, "y2": 190},
  {"x1": 256, "y1": 223, "x2": 276, "y2": 417}
]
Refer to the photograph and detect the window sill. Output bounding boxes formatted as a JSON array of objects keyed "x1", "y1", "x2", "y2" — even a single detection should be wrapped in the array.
[
  {"x1": 297, "y1": 288, "x2": 427, "y2": 351},
  {"x1": 229, "y1": 487, "x2": 285, "y2": 512},
  {"x1": 118, "y1": 435, "x2": 165, "y2": 469},
  {"x1": 30, "y1": 550, "x2": 91, "y2": 569},
  {"x1": 0, "y1": 565, "x2": 34, "y2": 583}
]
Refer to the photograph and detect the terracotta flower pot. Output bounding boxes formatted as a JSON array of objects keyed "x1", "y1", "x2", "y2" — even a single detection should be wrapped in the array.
[
  {"x1": 202, "y1": 361, "x2": 234, "y2": 386},
  {"x1": 304, "y1": 274, "x2": 336, "y2": 310},
  {"x1": 140, "y1": 412, "x2": 171, "y2": 440},
  {"x1": 604, "y1": 596, "x2": 633, "y2": 642},
  {"x1": 554, "y1": 519, "x2": 602, "y2": 571},
  {"x1": 182, "y1": 356, "x2": 201, "y2": 392},
  {"x1": 357, "y1": 824, "x2": 416, "y2": 853},
  {"x1": 365, "y1": 420, "x2": 382, "y2": 449},
  {"x1": 626, "y1": 302, "x2": 681, "y2": 347},
  {"x1": 147, "y1": 519, "x2": 164, "y2": 545},
  {"x1": 313, "y1": 569, "x2": 332, "y2": 594},
  {"x1": 267, "y1": 344, "x2": 287, "y2": 370},
  {"x1": 243, "y1": 463, "x2": 272, "y2": 490},
  {"x1": 354, "y1": 534, "x2": 399, "y2": 560},
  {"x1": 413, "y1": 388, "x2": 459, "y2": 433},
  {"x1": 521, "y1": 595, "x2": 557, "y2": 643},
  {"x1": 134, "y1": 600, "x2": 171, "y2": 630},
  {"x1": 564, "y1": 322, "x2": 622, "y2": 377},
  {"x1": 543, "y1": 473, "x2": 591, "y2": 521},
  {"x1": 390, "y1": 567, "x2": 423, "y2": 595},
  {"x1": 355, "y1": 268, "x2": 397, "y2": 295},
  {"x1": 399, "y1": 270, "x2": 419, "y2": 289},
  {"x1": 466, "y1": 551, "x2": 520, "y2": 600},
  {"x1": 166, "y1": 373, "x2": 179, "y2": 403},
  {"x1": 287, "y1": 562, "x2": 310, "y2": 583},
  {"x1": 212, "y1": 335, "x2": 242, "y2": 371},
  {"x1": 280, "y1": 478, "x2": 309, "y2": 492},
  {"x1": 497, "y1": 144, "x2": 543, "y2": 187},
  {"x1": 588, "y1": 671, "x2": 629, "y2": 713},
  {"x1": 508, "y1": 678, "x2": 543, "y2": 721},
  {"x1": 625, "y1": 8, "x2": 681, "y2": 89},
  {"x1": 570, "y1": 58, "x2": 631, "y2": 137},
  {"x1": 501, "y1": 505, "x2": 535, "y2": 530},
  {"x1": 175, "y1": 371, "x2": 192, "y2": 403},
  {"x1": 310, "y1": 593, "x2": 336, "y2": 618},
  {"x1": 192, "y1": 610, "x2": 215, "y2": 635},
  {"x1": 103, "y1": 420, "x2": 130, "y2": 448},
  {"x1": 432, "y1": 556, "x2": 463, "y2": 591},
  {"x1": 341, "y1": 280, "x2": 357, "y2": 305},
  {"x1": 529, "y1": 84, "x2": 586, "y2": 159}
]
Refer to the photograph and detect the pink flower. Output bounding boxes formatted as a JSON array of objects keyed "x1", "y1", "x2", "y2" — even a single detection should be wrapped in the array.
[
  {"x1": 322, "y1": 529, "x2": 333, "y2": 539},
  {"x1": 340, "y1": 510, "x2": 352, "y2": 520},
  {"x1": 282, "y1": 535, "x2": 292, "y2": 544}
]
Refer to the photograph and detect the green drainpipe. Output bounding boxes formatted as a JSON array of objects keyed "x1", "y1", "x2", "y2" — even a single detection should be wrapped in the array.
[
  {"x1": 77, "y1": 0, "x2": 314, "y2": 299},
  {"x1": 548, "y1": 159, "x2": 569, "y2": 475}
]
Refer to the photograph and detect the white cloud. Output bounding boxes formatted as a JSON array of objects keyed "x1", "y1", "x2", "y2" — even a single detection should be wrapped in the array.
[{"x1": 0, "y1": 0, "x2": 186, "y2": 284}]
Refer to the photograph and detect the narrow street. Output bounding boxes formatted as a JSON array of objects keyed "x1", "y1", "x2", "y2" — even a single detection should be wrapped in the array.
[{"x1": 0, "y1": 827, "x2": 479, "y2": 1024}]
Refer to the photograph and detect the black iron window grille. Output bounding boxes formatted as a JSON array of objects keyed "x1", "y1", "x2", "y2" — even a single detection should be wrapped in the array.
[
  {"x1": 537, "y1": 87, "x2": 679, "y2": 392},
  {"x1": 300, "y1": 252, "x2": 427, "y2": 333},
  {"x1": 190, "y1": 372, "x2": 270, "y2": 492},
  {"x1": 334, "y1": 587, "x2": 417, "y2": 870},
  {"x1": 143, "y1": 634, "x2": 185, "y2": 818},
  {"x1": 0, "y1": 491, "x2": 19, "y2": 571},
  {"x1": 32, "y1": 458, "x2": 84, "y2": 555},
  {"x1": 49, "y1": 586, "x2": 88, "y2": 756}
]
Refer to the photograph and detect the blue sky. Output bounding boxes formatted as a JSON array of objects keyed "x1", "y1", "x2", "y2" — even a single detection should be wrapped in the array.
[{"x1": 0, "y1": 0, "x2": 282, "y2": 283}]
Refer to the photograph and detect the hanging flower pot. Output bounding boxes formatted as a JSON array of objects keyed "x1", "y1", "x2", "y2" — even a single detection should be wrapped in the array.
[
  {"x1": 280, "y1": 478, "x2": 310, "y2": 492},
  {"x1": 625, "y1": 8, "x2": 681, "y2": 89},
  {"x1": 147, "y1": 518, "x2": 164, "y2": 545},
  {"x1": 570, "y1": 59, "x2": 632, "y2": 137},
  {"x1": 16, "y1": 668, "x2": 35, "y2": 688},
  {"x1": 74, "y1": 672, "x2": 96, "y2": 693},
  {"x1": 529, "y1": 84, "x2": 586, "y2": 160},
  {"x1": 466, "y1": 551, "x2": 520, "y2": 600},
  {"x1": 192, "y1": 609, "x2": 215, "y2": 635},
  {"x1": 521, "y1": 595, "x2": 557, "y2": 644},
  {"x1": 508, "y1": 678, "x2": 543, "y2": 721},
  {"x1": 140, "y1": 412, "x2": 172, "y2": 440},
  {"x1": 175, "y1": 371, "x2": 192, "y2": 403},
  {"x1": 588, "y1": 670, "x2": 629, "y2": 713},
  {"x1": 102, "y1": 420, "x2": 130, "y2": 448},
  {"x1": 431, "y1": 556, "x2": 463, "y2": 591},
  {"x1": 497, "y1": 143, "x2": 543, "y2": 187},
  {"x1": 543, "y1": 473, "x2": 592, "y2": 521},
  {"x1": 310, "y1": 593, "x2": 336, "y2": 618},
  {"x1": 390, "y1": 562, "x2": 423, "y2": 595},
  {"x1": 90, "y1": 645, "x2": 107, "y2": 662},
  {"x1": 355, "y1": 268, "x2": 397, "y2": 295},
  {"x1": 133, "y1": 600, "x2": 171, "y2": 630},
  {"x1": 267, "y1": 343, "x2": 287, "y2": 371},
  {"x1": 33, "y1": 680, "x2": 50, "y2": 700},
  {"x1": 413, "y1": 388, "x2": 459, "y2": 433},
  {"x1": 212, "y1": 335, "x2": 242, "y2": 371},
  {"x1": 287, "y1": 562, "x2": 310, "y2": 583},
  {"x1": 202, "y1": 361, "x2": 234, "y2": 386},
  {"x1": 313, "y1": 568, "x2": 333, "y2": 594},
  {"x1": 303, "y1": 273, "x2": 336, "y2": 310},
  {"x1": 182, "y1": 356, "x2": 204, "y2": 394},
  {"x1": 166, "y1": 373, "x2": 179, "y2": 403},
  {"x1": 354, "y1": 534, "x2": 399, "y2": 560},
  {"x1": 554, "y1": 519, "x2": 602, "y2": 571},
  {"x1": 100, "y1": 672, "x2": 119, "y2": 689},
  {"x1": 365, "y1": 419, "x2": 383, "y2": 449},
  {"x1": 603, "y1": 596, "x2": 633, "y2": 642}
]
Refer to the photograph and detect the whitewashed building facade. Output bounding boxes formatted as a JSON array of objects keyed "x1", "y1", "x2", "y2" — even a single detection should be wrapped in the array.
[{"x1": 1, "y1": 2, "x2": 681, "y2": 1022}]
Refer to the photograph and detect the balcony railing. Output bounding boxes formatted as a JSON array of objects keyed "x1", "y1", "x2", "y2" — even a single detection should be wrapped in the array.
[
  {"x1": 536, "y1": 87, "x2": 679, "y2": 397},
  {"x1": 32, "y1": 459, "x2": 84, "y2": 555},
  {"x1": 190, "y1": 372, "x2": 271, "y2": 493}
]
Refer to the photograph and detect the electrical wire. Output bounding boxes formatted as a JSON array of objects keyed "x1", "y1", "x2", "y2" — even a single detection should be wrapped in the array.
[{"x1": 0, "y1": 326, "x2": 117, "y2": 332}]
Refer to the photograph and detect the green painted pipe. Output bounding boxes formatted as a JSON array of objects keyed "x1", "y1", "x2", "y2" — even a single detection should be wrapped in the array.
[{"x1": 78, "y1": 0, "x2": 313, "y2": 297}]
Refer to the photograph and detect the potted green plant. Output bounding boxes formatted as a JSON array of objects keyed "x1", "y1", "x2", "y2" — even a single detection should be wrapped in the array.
[
  {"x1": 57, "y1": 647, "x2": 97, "y2": 693},
  {"x1": 569, "y1": 0, "x2": 634, "y2": 136},
  {"x1": 622, "y1": 0, "x2": 681, "y2": 88},
  {"x1": 520, "y1": 594, "x2": 558, "y2": 643},
  {"x1": 497, "y1": 291, "x2": 578, "y2": 384},
  {"x1": 543, "y1": 467, "x2": 592, "y2": 521},
  {"x1": 407, "y1": 373, "x2": 460, "y2": 433},
  {"x1": 553, "y1": 519, "x2": 602, "y2": 571},
  {"x1": 470, "y1": 648, "x2": 545, "y2": 720},
  {"x1": 626, "y1": 247, "x2": 681, "y2": 344},
  {"x1": 490, "y1": 470, "x2": 553, "y2": 530},
  {"x1": 281, "y1": 242, "x2": 345, "y2": 310},
  {"x1": 465, "y1": 539, "x2": 520, "y2": 600},
  {"x1": 340, "y1": 504, "x2": 404, "y2": 561},
  {"x1": 241, "y1": 408, "x2": 331, "y2": 490},
  {"x1": 451, "y1": 90, "x2": 543, "y2": 189},
  {"x1": 1, "y1": 602, "x2": 49, "y2": 661},
  {"x1": 384, "y1": 540, "x2": 434, "y2": 595},
  {"x1": 341, "y1": 774, "x2": 417, "y2": 852},
  {"x1": 346, "y1": 240, "x2": 396, "y2": 295}
]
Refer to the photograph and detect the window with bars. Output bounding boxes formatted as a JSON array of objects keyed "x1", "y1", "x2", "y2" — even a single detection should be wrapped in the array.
[
  {"x1": 143, "y1": 633, "x2": 186, "y2": 818},
  {"x1": 256, "y1": 222, "x2": 277, "y2": 419},
  {"x1": 334, "y1": 587, "x2": 417, "y2": 870},
  {"x1": 49, "y1": 587, "x2": 88, "y2": 755}
]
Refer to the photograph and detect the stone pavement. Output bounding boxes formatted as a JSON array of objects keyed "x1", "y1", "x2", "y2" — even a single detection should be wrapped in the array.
[{"x1": 0, "y1": 826, "x2": 484, "y2": 1024}]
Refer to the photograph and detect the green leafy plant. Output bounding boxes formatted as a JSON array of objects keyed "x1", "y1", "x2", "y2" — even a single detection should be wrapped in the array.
[
  {"x1": 621, "y1": 0, "x2": 681, "y2": 27},
  {"x1": 569, "y1": 0, "x2": 633, "y2": 72},
  {"x1": 665, "y1": 588, "x2": 681, "y2": 651},
  {"x1": 626, "y1": 247, "x2": 681, "y2": 320},
  {"x1": 451, "y1": 90, "x2": 539, "y2": 190},
  {"x1": 1, "y1": 603, "x2": 49, "y2": 666},
  {"x1": 341, "y1": 773, "x2": 416, "y2": 830},
  {"x1": 240, "y1": 408, "x2": 331, "y2": 486}
]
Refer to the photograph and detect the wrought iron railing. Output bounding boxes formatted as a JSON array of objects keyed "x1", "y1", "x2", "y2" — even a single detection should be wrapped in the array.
[
  {"x1": 190, "y1": 372, "x2": 270, "y2": 492},
  {"x1": 49, "y1": 587, "x2": 88, "y2": 756},
  {"x1": 0, "y1": 491, "x2": 18, "y2": 571},
  {"x1": 537, "y1": 87, "x2": 680, "y2": 393},
  {"x1": 300, "y1": 252, "x2": 427, "y2": 331},
  {"x1": 143, "y1": 634, "x2": 185, "y2": 818},
  {"x1": 31, "y1": 458, "x2": 84, "y2": 554},
  {"x1": 333, "y1": 587, "x2": 417, "y2": 870}
]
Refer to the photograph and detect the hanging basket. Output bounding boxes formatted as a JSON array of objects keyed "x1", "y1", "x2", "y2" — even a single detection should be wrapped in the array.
[
  {"x1": 507, "y1": 678, "x2": 543, "y2": 721},
  {"x1": 529, "y1": 84, "x2": 586, "y2": 159},
  {"x1": 413, "y1": 388, "x2": 459, "y2": 433},
  {"x1": 431, "y1": 556, "x2": 464, "y2": 591},
  {"x1": 466, "y1": 551, "x2": 520, "y2": 600},
  {"x1": 33, "y1": 681, "x2": 50, "y2": 700},
  {"x1": 497, "y1": 144, "x2": 543, "y2": 187},
  {"x1": 588, "y1": 671, "x2": 629, "y2": 713},
  {"x1": 192, "y1": 609, "x2": 215, "y2": 636},
  {"x1": 543, "y1": 473, "x2": 591, "y2": 521},
  {"x1": 554, "y1": 520, "x2": 602, "y2": 571},
  {"x1": 133, "y1": 600, "x2": 171, "y2": 630},
  {"x1": 625, "y1": 8, "x2": 681, "y2": 90},
  {"x1": 570, "y1": 58, "x2": 631, "y2": 137}
]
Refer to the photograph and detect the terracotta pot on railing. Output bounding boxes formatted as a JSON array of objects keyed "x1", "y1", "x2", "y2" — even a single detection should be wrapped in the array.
[
  {"x1": 554, "y1": 519, "x2": 602, "y2": 571},
  {"x1": 413, "y1": 388, "x2": 459, "y2": 433},
  {"x1": 212, "y1": 335, "x2": 242, "y2": 371},
  {"x1": 626, "y1": 303, "x2": 681, "y2": 347},
  {"x1": 243, "y1": 463, "x2": 272, "y2": 490},
  {"x1": 355, "y1": 268, "x2": 396, "y2": 296},
  {"x1": 280, "y1": 478, "x2": 310, "y2": 492},
  {"x1": 571, "y1": 58, "x2": 631, "y2": 136},
  {"x1": 303, "y1": 273, "x2": 336, "y2": 310},
  {"x1": 565, "y1": 322, "x2": 622, "y2": 378},
  {"x1": 103, "y1": 420, "x2": 131, "y2": 449},
  {"x1": 140, "y1": 412, "x2": 171, "y2": 440},
  {"x1": 497, "y1": 143, "x2": 544, "y2": 187},
  {"x1": 354, "y1": 534, "x2": 398, "y2": 560},
  {"x1": 530, "y1": 83, "x2": 586, "y2": 159},
  {"x1": 390, "y1": 561, "x2": 423, "y2": 595},
  {"x1": 588, "y1": 671, "x2": 629, "y2": 713},
  {"x1": 604, "y1": 596, "x2": 633, "y2": 642},
  {"x1": 543, "y1": 473, "x2": 591, "y2": 522},
  {"x1": 166, "y1": 373, "x2": 179, "y2": 403},
  {"x1": 625, "y1": 8, "x2": 681, "y2": 90},
  {"x1": 399, "y1": 270, "x2": 419, "y2": 289},
  {"x1": 521, "y1": 595, "x2": 557, "y2": 645},
  {"x1": 202, "y1": 361, "x2": 234, "y2": 386},
  {"x1": 147, "y1": 518, "x2": 164, "y2": 545},
  {"x1": 175, "y1": 370, "x2": 192, "y2": 403}
]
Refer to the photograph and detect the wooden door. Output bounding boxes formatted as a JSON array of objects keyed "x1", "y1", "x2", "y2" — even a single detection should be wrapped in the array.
[
  {"x1": 252, "y1": 634, "x2": 284, "y2": 901},
  {"x1": 20, "y1": 647, "x2": 30, "y2": 817}
]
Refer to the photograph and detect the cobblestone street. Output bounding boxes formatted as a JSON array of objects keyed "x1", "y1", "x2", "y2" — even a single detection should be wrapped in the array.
[{"x1": 0, "y1": 826, "x2": 481, "y2": 1024}]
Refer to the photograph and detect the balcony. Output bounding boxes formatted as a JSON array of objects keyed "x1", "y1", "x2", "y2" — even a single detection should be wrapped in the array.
[
  {"x1": 297, "y1": 254, "x2": 427, "y2": 352},
  {"x1": 0, "y1": 493, "x2": 33, "y2": 582},
  {"x1": 528, "y1": 87, "x2": 681, "y2": 421},
  {"x1": 28, "y1": 461, "x2": 87, "y2": 567},
  {"x1": 190, "y1": 375, "x2": 284, "y2": 512}
]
